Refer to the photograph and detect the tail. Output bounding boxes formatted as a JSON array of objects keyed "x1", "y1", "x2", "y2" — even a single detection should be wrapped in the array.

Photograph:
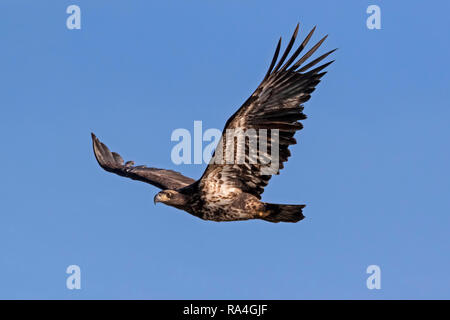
[{"x1": 262, "y1": 203, "x2": 306, "y2": 223}]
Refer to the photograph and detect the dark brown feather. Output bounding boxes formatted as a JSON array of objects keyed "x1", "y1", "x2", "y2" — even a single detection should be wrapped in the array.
[
  {"x1": 199, "y1": 24, "x2": 335, "y2": 199},
  {"x1": 91, "y1": 133, "x2": 195, "y2": 190}
]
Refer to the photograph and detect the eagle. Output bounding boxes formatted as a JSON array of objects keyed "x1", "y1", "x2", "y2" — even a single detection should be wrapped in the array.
[{"x1": 92, "y1": 24, "x2": 335, "y2": 223}]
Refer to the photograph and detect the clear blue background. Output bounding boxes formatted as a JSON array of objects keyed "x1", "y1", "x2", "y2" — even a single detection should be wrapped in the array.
[{"x1": 0, "y1": 0, "x2": 449, "y2": 299}]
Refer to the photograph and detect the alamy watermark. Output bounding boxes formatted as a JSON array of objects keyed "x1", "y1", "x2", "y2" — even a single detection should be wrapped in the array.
[
  {"x1": 366, "y1": 265, "x2": 381, "y2": 290},
  {"x1": 170, "y1": 121, "x2": 280, "y2": 175},
  {"x1": 66, "y1": 5, "x2": 81, "y2": 30},
  {"x1": 66, "y1": 265, "x2": 81, "y2": 290},
  {"x1": 366, "y1": 5, "x2": 381, "y2": 30}
]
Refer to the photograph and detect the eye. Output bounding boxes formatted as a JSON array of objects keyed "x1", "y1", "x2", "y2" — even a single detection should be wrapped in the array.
[{"x1": 166, "y1": 193, "x2": 172, "y2": 199}]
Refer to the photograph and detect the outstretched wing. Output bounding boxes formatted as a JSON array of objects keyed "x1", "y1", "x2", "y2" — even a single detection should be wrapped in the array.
[
  {"x1": 92, "y1": 133, "x2": 195, "y2": 190},
  {"x1": 199, "y1": 24, "x2": 335, "y2": 199}
]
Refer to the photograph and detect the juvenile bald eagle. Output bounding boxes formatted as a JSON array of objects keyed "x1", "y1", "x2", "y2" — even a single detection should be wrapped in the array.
[{"x1": 92, "y1": 24, "x2": 335, "y2": 223}]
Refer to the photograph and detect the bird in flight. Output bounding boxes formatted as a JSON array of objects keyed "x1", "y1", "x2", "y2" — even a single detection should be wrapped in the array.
[{"x1": 92, "y1": 24, "x2": 335, "y2": 223}]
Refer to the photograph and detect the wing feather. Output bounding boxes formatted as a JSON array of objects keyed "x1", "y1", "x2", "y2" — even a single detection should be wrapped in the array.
[
  {"x1": 199, "y1": 24, "x2": 335, "y2": 199},
  {"x1": 92, "y1": 133, "x2": 195, "y2": 190}
]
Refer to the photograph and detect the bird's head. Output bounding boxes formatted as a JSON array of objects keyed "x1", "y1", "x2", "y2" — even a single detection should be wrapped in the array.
[{"x1": 153, "y1": 190, "x2": 187, "y2": 208}]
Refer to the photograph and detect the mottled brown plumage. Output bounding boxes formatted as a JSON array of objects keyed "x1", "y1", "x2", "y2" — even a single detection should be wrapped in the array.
[{"x1": 92, "y1": 24, "x2": 335, "y2": 223}]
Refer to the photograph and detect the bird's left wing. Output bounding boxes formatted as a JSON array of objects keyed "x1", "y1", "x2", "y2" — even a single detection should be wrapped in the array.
[
  {"x1": 198, "y1": 24, "x2": 335, "y2": 199},
  {"x1": 92, "y1": 133, "x2": 195, "y2": 190}
]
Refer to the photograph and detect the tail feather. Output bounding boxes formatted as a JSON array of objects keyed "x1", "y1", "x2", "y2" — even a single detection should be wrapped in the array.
[{"x1": 262, "y1": 203, "x2": 306, "y2": 223}]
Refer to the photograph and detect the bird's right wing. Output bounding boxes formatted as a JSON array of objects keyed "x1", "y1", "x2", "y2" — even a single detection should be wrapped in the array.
[
  {"x1": 91, "y1": 133, "x2": 196, "y2": 190},
  {"x1": 198, "y1": 24, "x2": 335, "y2": 199}
]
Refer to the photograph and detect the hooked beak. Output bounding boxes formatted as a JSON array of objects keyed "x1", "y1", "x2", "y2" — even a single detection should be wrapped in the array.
[{"x1": 153, "y1": 194, "x2": 160, "y2": 205}]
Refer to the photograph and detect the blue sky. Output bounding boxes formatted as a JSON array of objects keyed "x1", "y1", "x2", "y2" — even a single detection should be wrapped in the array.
[{"x1": 0, "y1": 1, "x2": 449, "y2": 299}]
